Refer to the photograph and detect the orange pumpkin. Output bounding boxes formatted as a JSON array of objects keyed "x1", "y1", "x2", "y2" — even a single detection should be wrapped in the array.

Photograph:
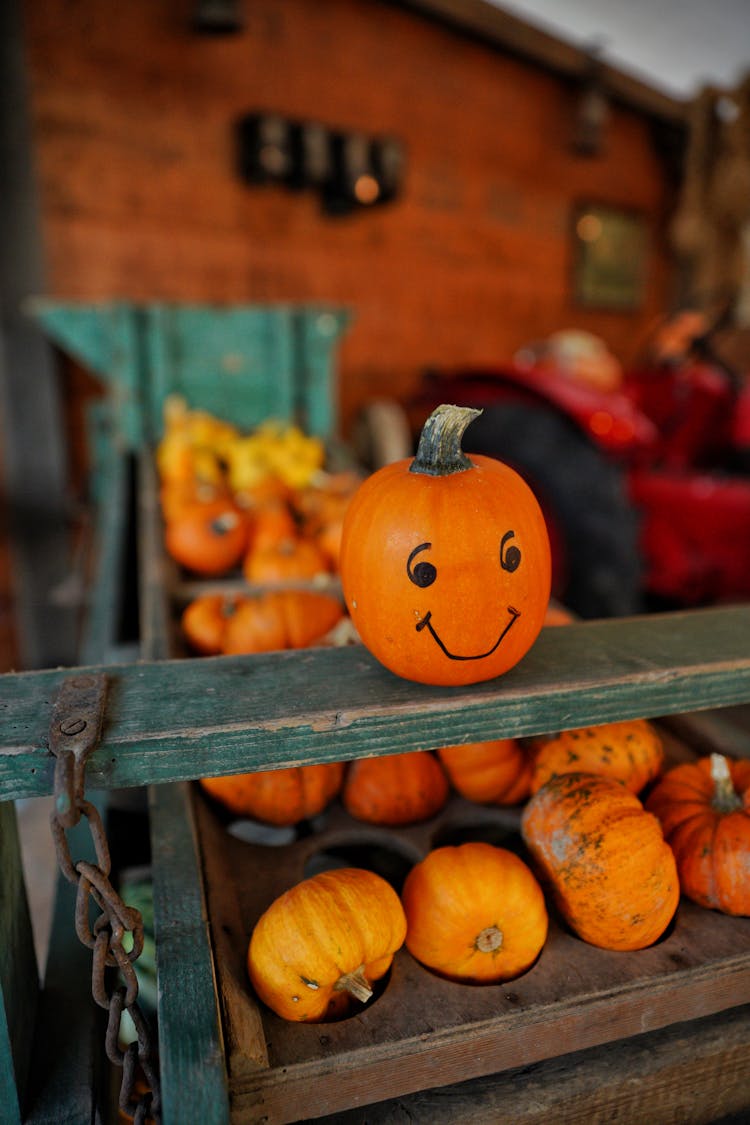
[
  {"x1": 160, "y1": 479, "x2": 229, "y2": 523},
  {"x1": 243, "y1": 536, "x2": 330, "y2": 586},
  {"x1": 342, "y1": 751, "x2": 449, "y2": 826},
  {"x1": 530, "y1": 720, "x2": 664, "y2": 796},
  {"x1": 339, "y1": 404, "x2": 551, "y2": 686},
  {"x1": 164, "y1": 499, "x2": 248, "y2": 576},
  {"x1": 543, "y1": 602, "x2": 576, "y2": 626},
  {"x1": 199, "y1": 761, "x2": 345, "y2": 825},
  {"x1": 247, "y1": 501, "x2": 298, "y2": 553},
  {"x1": 181, "y1": 593, "x2": 243, "y2": 655},
  {"x1": 247, "y1": 867, "x2": 407, "y2": 1021},
  {"x1": 234, "y1": 474, "x2": 292, "y2": 513},
  {"x1": 401, "y1": 842, "x2": 548, "y2": 982},
  {"x1": 221, "y1": 591, "x2": 343, "y2": 654},
  {"x1": 437, "y1": 739, "x2": 532, "y2": 805},
  {"x1": 314, "y1": 518, "x2": 345, "y2": 570},
  {"x1": 646, "y1": 753, "x2": 750, "y2": 916},
  {"x1": 522, "y1": 772, "x2": 679, "y2": 950}
]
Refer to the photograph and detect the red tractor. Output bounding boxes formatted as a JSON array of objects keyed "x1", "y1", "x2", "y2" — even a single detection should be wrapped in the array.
[{"x1": 360, "y1": 311, "x2": 750, "y2": 620}]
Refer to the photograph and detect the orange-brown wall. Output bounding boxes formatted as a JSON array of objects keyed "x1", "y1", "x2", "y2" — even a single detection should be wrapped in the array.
[{"x1": 23, "y1": 0, "x2": 676, "y2": 435}]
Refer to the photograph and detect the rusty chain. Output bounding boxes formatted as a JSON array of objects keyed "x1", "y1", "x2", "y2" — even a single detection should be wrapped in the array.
[{"x1": 48, "y1": 672, "x2": 161, "y2": 1124}]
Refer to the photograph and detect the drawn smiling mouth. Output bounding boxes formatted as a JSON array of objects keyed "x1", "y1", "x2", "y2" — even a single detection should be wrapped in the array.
[{"x1": 415, "y1": 606, "x2": 521, "y2": 661}]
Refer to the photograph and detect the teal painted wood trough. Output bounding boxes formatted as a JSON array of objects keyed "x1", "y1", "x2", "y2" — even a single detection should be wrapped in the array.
[{"x1": 28, "y1": 299, "x2": 351, "y2": 448}]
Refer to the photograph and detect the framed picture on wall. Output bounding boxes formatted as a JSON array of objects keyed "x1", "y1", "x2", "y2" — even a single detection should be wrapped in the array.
[{"x1": 572, "y1": 203, "x2": 649, "y2": 311}]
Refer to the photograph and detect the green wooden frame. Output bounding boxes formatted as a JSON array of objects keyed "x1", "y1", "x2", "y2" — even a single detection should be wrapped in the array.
[
  {"x1": 3, "y1": 440, "x2": 750, "y2": 1121},
  {"x1": 1, "y1": 606, "x2": 750, "y2": 1121},
  {"x1": 2, "y1": 605, "x2": 750, "y2": 805}
]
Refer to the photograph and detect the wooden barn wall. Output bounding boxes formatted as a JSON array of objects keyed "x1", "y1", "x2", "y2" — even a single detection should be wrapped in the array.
[{"x1": 23, "y1": 0, "x2": 675, "y2": 437}]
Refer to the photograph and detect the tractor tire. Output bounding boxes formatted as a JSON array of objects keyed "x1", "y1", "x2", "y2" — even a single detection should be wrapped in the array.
[{"x1": 462, "y1": 402, "x2": 643, "y2": 619}]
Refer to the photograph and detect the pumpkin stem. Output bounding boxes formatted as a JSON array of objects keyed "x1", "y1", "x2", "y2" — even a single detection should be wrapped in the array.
[
  {"x1": 710, "y1": 753, "x2": 743, "y2": 812},
  {"x1": 475, "y1": 926, "x2": 504, "y2": 954},
  {"x1": 410, "y1": 404, "x2": 482, "y2": 476},
  {"x1": 333, "y1": 965, "x2": 373, "y2": 1004}
]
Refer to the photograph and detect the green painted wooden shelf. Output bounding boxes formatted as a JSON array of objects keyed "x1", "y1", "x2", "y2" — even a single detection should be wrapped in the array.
[{"x1": 2, "y1": 604, "x2": 750, "y2": 803}]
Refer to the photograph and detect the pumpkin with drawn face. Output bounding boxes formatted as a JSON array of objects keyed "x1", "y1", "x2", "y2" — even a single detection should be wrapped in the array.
[{"x1": 339, "y1": 404, "x2": 551, "y2": 686}]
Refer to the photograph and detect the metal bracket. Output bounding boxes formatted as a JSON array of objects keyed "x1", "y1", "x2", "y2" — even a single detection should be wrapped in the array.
[{"x1": 49, "y1": 672, "x2": 108, "y2": 828}]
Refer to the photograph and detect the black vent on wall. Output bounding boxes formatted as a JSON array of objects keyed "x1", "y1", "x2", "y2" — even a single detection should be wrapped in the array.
[
  {"x1": 192, "y1": 0, "x2": 244, "y2": 34},
  {"x1": 235, "y1": 112, "x2": 406, "y2": 216}
]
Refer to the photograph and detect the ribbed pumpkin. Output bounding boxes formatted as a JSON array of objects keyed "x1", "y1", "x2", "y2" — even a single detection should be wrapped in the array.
[
  {"x1": 343, "y1": 751, "x2": 449, "y2": 826},
  {"x1": 437, "y1": 738, "x2": 533, "y2": 805},
  {"x1": 181, "y1": 593, "x2": 243, "y2": 655},
  {"x1": 243, "y1": 536, "x2": 330, "y2": 586},
  {"x1": 521, "y1": 772, "x2": 679, "y2": 950},
  {"x1": 221, "y1": 591, "x2": 343, "y2": 654},
  {"x1": 246, "y1": 500, "x2": 297, "y2": 553},
  {"x1": 401, "y1": 842, "x2": 548, "y2": 982},
  {"x1": 339, "y1": 404, "x2": 551, "y2": 686},
  {"x1": 199, "y1": 762, "x2": 345, "y2": 825},
  {"x1": 530, "y1": 720, "x2": 665, "y2": 796},
  {"x1": 646, "y1": 753, "x2": 750, "y2": 916},
  {"x1": 248, "y1": 867, "x2": 407, "y2": 1021}
]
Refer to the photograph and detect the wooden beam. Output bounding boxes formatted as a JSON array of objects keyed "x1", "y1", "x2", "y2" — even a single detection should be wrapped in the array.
[
  {"x1": 1, "y1": 605, "x2": 749, "y2": 801},
  {"x1": 392, "y1": 0, "x2": 687, "y2": 124},
  {"x1": 0, "y1": 0, "x2": 77, "y2": 671}
]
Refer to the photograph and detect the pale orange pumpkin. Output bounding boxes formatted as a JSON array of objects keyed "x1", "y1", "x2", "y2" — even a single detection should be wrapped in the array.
[
  {"x1": 437, "y1": 739, "x2": 533, "y2": 805},
  {"x1": 221, "y1": 591, "x2": 343, "y2": 654},
  {"x1": 522, "y1": 772, "x2": 679, "y2": 951},
  {"x1": 181, "y1": 593, "x2": 243, "y2": 655},
  {"x1": 243, "y1": 536, "x2": 330, "y2": 586},
  {"x1": 248, "y1": 867, "x2": 407, "y2": 1021},
  {"x1": 342, "y1": 751, "x2": 450, "y2": 826},
  {"x1": 530, "y1": 720, "x2": 665, "y2": 796},
  {"x1": 199, "y1": 762, "x2": 345, "y2": 825},
  {"x1": 401, "y1": 842, "x2": 548, "y2": 982}
]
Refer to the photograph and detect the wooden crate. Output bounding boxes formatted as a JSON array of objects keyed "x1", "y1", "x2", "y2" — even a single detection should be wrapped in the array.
[
  {"x1": 4, "y1": 429, "x2": 750, "y2": 1122},
  {"x1": 172, "y1": 721, "x2": 750, "y2": 1124}
]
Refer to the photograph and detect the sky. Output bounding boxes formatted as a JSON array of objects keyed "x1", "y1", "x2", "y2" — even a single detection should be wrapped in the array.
[{"x1": 490, "y1": 0, "x2": 750, "y2": 99}]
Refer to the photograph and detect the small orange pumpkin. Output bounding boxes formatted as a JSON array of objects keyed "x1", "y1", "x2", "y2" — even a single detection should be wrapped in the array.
[
  {"x1": 181, "y1": 593, "x2": 243, "y2": 655},
  {"x1": 401, "y1": 842, "x2": 548, "y2": 982},
  {"x1": 342, "y1": 751, "x2": 450, "y2": 826},
  {"x1": 339, "y1": 404, "x2": 551, "y2": 686},
  {"x1": 199, "y1": 761, "x2": 345, "y2": 825},
  {"x1": 243, "y1": 536, "x2": 330, "y2": 586},
  {"x1": 437, "y1": 739, "x2": 533, "y2": 805},
  {"x1": 221, "y1": 591, "x2": 343, "y2": 654},
  {"x1": 646, "y1": 753, "x2": 750, "y2": 916},
  {"x1": 164, "y1": 499, "x2": 248, "y2": 576},
  {"x1": 314, "y1": 518, "x2": 345, "y2": 570},
  {"x1": 160, "y1": 479, "x2": 229, "y2": 523},
  {"x1": 247, "y1": 500, "x2": 298, "y2": 553},
  {"x1": 522, "y1": 772, "x2": 679, "y2": 950},
  {"x1": 543, "y1": 602, "x2": 576, "y2": 626},
  {"x1": 530, "y1": 720, "x2": 664, "y2": 796},
  {"x1": 247, "y1": 867, "x2": 407, "y2": 1021}
]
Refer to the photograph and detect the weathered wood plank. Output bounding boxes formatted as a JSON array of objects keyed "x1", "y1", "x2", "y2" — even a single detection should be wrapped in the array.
[
  {"x1": 317, "y1": 1003, "x2": 750, "y2": 1125},
  {"x1": 149, "y1": 781, "x2": 230, "y2": 1125},
  {"x1": 0, "y1": 801, "x2": 38, "y2": 1124},
  {"x1": 136, "y1": 448, "x2": 177, "y2": 664},
  {"x1": 1, "y1": 605, "x2": 750, "y2": 801},
  {"x1": 78, "y1": 405, "x2": 130, "y2": 667}
]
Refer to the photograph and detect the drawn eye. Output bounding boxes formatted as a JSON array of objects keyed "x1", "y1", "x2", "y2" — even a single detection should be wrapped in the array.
[
  {"x1": 407, "y1": 542, "x2": 437, "y2": 588},
  {"x1": 500, "y1": 530, "x2": 521, "y2": 573}
]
